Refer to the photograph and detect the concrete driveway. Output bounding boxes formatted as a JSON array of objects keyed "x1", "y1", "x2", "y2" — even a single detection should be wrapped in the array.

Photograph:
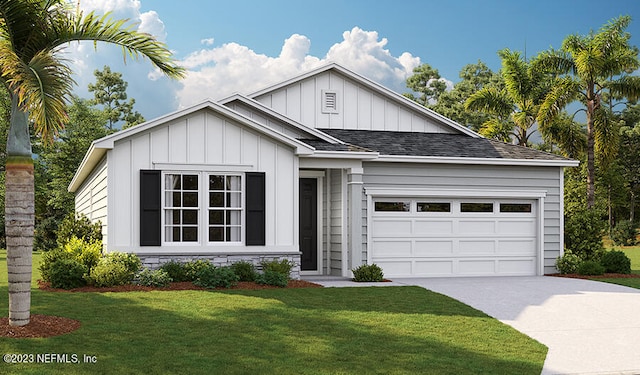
[{"x1": 391, "y1": 276, "x2": 640, "y2": 375}]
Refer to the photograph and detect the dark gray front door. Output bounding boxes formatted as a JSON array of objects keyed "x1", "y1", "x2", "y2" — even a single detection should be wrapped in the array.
[{"x1": 299, "y1": 178, "x2": 317, "y2": 271}]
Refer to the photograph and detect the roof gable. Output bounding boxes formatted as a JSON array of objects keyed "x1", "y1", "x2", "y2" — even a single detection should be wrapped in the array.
[{"x1": 249, "y1": 63, "x2": 479, "y2": 137}]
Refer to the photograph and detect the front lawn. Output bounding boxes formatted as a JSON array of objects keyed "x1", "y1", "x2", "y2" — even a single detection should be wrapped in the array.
[
  {"x1": 0, "y1": 250, "x2": 547, "y2": 374},
  {"x1": 593, "y1": 246, "x2": 640, "y2": 289}
]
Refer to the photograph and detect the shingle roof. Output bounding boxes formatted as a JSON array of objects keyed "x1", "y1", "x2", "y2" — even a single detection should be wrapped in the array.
[{"x1": 315, "y1": 129, "x2": 569, "y2": 161}]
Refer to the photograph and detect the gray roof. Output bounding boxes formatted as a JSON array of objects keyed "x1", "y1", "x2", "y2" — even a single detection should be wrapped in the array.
[{"x1": 313, "y1": 129, "x2": 569, "y2": 161}]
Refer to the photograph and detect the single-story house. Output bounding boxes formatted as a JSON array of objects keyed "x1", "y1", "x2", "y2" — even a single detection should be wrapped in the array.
[{"x1": 69, "y1": 63, "x2": 578, "y2": 279}]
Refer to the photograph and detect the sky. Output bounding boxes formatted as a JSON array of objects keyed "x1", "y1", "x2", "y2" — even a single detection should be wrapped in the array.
[{"x1": 68, "y1": 0, "x2": 640, "y2": 123}]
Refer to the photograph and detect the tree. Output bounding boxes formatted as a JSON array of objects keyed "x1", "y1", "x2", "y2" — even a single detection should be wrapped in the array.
[
  {"x1": 404, "y1": 63, "x2": 447, "y2": 106},
  {"x1": 88, "y1": 65, "x2": 145, "y2": 129},
  {"x1": 0, "y1": 0, "x2": 184, "y2": 326},
  {"x1": 431, "y1": 60, "x2": 503, "y2": 131},
  {"x1": 465, "y1": 49, "x2": 551, "y2": 146},
  {"x1": 534, "y1": 15, "x2": 640, "y2": 208}
]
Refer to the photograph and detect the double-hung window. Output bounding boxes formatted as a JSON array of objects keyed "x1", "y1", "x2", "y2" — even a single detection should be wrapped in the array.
[
  {"x1": 164, "y1": 173, "x2": 200, "y2": 242},
  {"x1": 208, "y1": 175, "x2": 242, "y2": 242}
]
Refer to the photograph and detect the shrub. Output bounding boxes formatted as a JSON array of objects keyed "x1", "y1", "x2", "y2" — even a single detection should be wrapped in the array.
[
  {"x1": 87, "y1": 252, "x2": 141, "y2": 287},
  {"x1": 255, "y1": 270, "x2": 289, "y2": 287},
  {"x1": 600, "y1": 250, "x2": 632, "y2": 274},
  {"x1": 230, "y1": 261, "x2": 257, "y2": 282},
  {"x1": 555, "y1": 250, "x2": 582, "y2": 274},
  {"x1": 39, "y1": 249, "x2": 75, "y2": 283},
  {"x1": 184, "y1": 259, "x2": 211, "y2": 282},
  {"x1": 61, "y1": 236, "x2": 102, "y2": 271},
  {"x1": 611, "y1": 221, "x2": 638, "y2": 247},
  {"x1": 577, "y1": 260, "x2": 605, "y2": 276},
  {"x1": 49, "y1": 257, "x2": 87, "y2": 289},
  {"x1": 137, "y1": 268, "x2": 173, "y2": 287},
  {"x1": 564, "y1": 209, "x2": 606, "y2": 260},
  {"x1": 260, "y1": 259, "x2": 293, "y2": 279},
  {"x1": 352, "y1": 263, "x2": 385, "y2": 282},
  {"x1": 56, "y1": 213, "x2": 102, "y2": 248},
  {"x1": 160, "y1": 261, "x2": 190, "y2": 282},
  {"x1": 194, "y1": 265, "x2": 239, "y2": 289}
]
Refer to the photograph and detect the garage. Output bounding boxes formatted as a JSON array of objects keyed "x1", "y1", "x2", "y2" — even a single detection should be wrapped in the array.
[{"x1": 370, "y1": 197, "x2": 539, "y2": 277}]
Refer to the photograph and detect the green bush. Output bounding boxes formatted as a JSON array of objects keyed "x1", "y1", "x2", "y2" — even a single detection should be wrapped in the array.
[
  {"x1": 39, "y1": 249, "x2": 75, "y2": 283},
  {"x1": 56, "y1": 213, "x2": 103, "y2": 248},
  {"x1": 61, "y1": 236, "x2": 102, "y2": 271},
  {"x1": 255, "y1": 269, "x2": 289, "y2": 287},
  {"x1": 160, "y1": 261, "x2": 189, "y2": 282},
  {"x1": 577, "y1": 260, "x2": 605, "y2": 276},
  {"x1": 184, "y1": 259, "x2": 211, "y2": 282},
  {"x1": 230, "y1": 261, "x2": 257, "y2": 282},
  {"x1": 600, "y1": 250, "x2": 632, "y2": 274},
  {"x1": 611, "y1": 220, "x2": 638, "y2": 246},
  {"x1": 194, "y1": 265, "x2": 239, "y2": 289},
  {"x1": 352, "y1": 263, "x2": 385, "y2": 282},
  {"x1": 564, "y1": 209, "x2": 606, "y2": 260},
  {"x1": 260, "y1": 259, "x2": 293, "y2": 279},
  {"x1": 87, "y1": 252, "x2": 141, "y2": 287},
  {"x1": 555, "y1": 250, "x2": 582, "y2": 274},
  {"x1": 49, "y1": 257, "x2": 87, "y2": 289},
  {"x1": 137, "y1": 268, "x2": 173, "y2": 287}
]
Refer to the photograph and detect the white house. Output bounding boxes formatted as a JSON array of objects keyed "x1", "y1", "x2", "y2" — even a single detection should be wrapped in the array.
[{"x1": 69, "y1": 63, "x2": 578, "y2": 278}]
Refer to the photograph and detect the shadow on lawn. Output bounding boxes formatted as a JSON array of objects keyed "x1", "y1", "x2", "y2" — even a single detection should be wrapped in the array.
[{"x1": 0, "y1": 287, "x2": 545, "y2": 375}]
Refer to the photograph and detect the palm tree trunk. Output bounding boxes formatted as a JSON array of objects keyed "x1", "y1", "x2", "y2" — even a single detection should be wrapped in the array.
[
  {"x1": 586, "y1": 100, "x2": 596, "y2": 209},
  {"x1": 6, "y1": 96, "x2": 34, "y2": 327}
]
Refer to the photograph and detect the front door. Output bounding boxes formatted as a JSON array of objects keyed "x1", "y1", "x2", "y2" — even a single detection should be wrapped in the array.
[{"x1": 299, "y1": 178, "x2": 318, "y2": 271}]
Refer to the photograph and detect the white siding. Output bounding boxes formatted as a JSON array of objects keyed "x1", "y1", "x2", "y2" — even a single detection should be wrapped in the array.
[
  {"x1": 74, "y1": 157, "x2": 109, "y2": 246},
  {"x1": 362, "y1": 163, "x2": 564, "y2": 274},
  {"x1": 254, "y1": 70, "x2": 456, "y2": 134},
  {"x1": 106, "y1": 108, "x2": 298, "y2": 254},
  {"x1": 329, "y1": 169, "x2": 345, "y2": 275},
  {"x1": 225, "y1": 102, "x2": 310, "y2": 140}
]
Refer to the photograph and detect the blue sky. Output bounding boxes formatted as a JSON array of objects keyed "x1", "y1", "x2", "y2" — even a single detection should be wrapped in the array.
[{"x1": 71, "y1": 0, "x2": 640, "y2": 122}]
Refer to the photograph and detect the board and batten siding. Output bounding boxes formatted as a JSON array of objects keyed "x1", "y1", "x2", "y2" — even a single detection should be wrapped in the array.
[
  {"x1": 253, "y1": 70, "x2": 456, "y2": 134},
  {"x1": 106, "y1": 108, "x2": 299, "y2": 253},
  {"x1": 74, "y1": 157, "x2": 109, "y2": 247},
  {"x1": 225, "y1": 102, "x2": 311, "y2": 140},
  {"x1": 361, "y1": 162, "x2": 564, "y2": 274}
]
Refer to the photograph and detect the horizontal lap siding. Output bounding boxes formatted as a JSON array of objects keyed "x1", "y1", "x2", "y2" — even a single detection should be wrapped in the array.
[
  {"x1": 362, "y1": 162, "x2": 563, "y2": 274},
  {"x1": 329, "y1": 169, "x2": 344, "y2": 276},
  {"x1": 254, "y1": 71, "x2": 455, "y2": 133},
  {"x1": 75, "y1": 157, "x2": 108, "y2": 247}
]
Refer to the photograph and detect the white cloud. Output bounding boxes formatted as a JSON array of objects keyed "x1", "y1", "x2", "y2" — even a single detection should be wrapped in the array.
[
  {"x1": 176, "y1": 27, "x2": 423, "y2": 109},
  {"x1": 138, "y1": 11, "x2": 166, "y2": 42},
  {"x1": 201, "y1": 38, "x2": 215, "y2": 46}
]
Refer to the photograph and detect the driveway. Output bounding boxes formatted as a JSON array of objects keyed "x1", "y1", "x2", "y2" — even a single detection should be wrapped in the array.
[{"x1": 392, "y1": 276, "x2": 640, "y2": 375}]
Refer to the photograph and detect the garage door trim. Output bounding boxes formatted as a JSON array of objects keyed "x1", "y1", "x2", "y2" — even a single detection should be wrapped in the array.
[{"x1": 365, "y1": 188, "x2": 547, "y2": 277}]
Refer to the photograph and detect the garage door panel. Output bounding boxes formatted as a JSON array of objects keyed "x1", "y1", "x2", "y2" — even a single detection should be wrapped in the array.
[
  {"x1": 497, "y1": 220, "x2": 536, "y2": 235},
  {"x1": 375, "y1": 260, "x2": 412, "y2": 276},
  {"x1": 498, "y1": 239, "x2": 536, "y2": 254},
  {"x1": 458, "y1": 260, "x2": 496, "y2": 275},
  {"x1": 459, "y1": 240, "x2": 496, "y2": 254},
  {"x1": 497, "y1": 259, "x2": 536, "y2": 274},
  {"x1": 373, "y1": 219, "x2": 412, "y2": 236},
  {"x1": 458, "y1": 220, "x2": 495, "y2": 234},
  {"x1": 414, "y1": 220, "x2": 453, "y2": 235},
  {"x1": 414, "y1": 240, "x2": 454, "y2": 254},
  {"x1": 372, "y1": 240, "x2": 412, "y2": 256},
  {"x1": 414, "y1": 261, "x2": 453, "y2": 276}
]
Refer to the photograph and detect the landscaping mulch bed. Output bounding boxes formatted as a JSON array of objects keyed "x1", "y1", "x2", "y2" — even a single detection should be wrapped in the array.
[
  {"x1": 0, "y1": 279, "x2": 323, "y2": 339},
  {"x1": 548, "y1": 273, "x2": 640, "y2": 279}
]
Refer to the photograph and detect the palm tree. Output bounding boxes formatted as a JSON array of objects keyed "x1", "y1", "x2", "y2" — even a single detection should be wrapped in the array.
[
  {"x1": 465, "y1": 48, "x2": 550, "y2": 146},
  {"x1": 0, "y1": 0, "x2": 184, "y2": 326},
  {"x1": 533, "y1": 15, "x2": 640, "y2": 208}
]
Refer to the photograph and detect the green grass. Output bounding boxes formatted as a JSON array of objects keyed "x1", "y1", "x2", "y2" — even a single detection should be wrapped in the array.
[
  {"x1": 592, "y1": 246, "x2": 640, "y2": 289},
  {"x1": 0, "y1": 250, "x2": 547, "y2": 374}
]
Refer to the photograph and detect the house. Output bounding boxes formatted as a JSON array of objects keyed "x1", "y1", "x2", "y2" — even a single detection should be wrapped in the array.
[{"x1": 69, "y1": 63, "x2": 578, "y2": 279}]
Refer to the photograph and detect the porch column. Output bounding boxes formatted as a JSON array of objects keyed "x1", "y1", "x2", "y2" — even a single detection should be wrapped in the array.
[{"x1": 347, "y1": 167, "x2": 364, "y2": 275}]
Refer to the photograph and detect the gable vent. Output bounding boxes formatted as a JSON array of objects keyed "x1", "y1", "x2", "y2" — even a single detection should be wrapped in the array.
[{"x1": 322, "y1": 90, "x2": 338, "y2": 113}]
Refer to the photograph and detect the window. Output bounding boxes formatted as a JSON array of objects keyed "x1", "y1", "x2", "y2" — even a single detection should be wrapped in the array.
[
  {"x1": 164, "y1": 173, "x2": 199, "y2": 242},
  {"x1": 208, "y1": 175, "x2": 242, "y2": 242},
  {"x1": 461, "y1": 202, "x2": 494, "y2": 213},
  {"x1": 500, "y1": 203, "x2": 532, "y2": 213},
  {"x1": 375, "y1": 201, "x2": 410, "y2": 212},
  {"x1": 417, "y1": 202, "x2": 451, "y2": 213}
]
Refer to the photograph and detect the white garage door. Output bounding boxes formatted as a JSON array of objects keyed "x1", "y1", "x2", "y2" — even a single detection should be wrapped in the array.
[{"x1": 371, "y1": 198, "x2": 538, "y2": 277}]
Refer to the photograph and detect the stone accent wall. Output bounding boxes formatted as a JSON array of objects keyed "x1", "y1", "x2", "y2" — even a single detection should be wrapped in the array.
[{"x1": 138, "y1": 253, "x2": 301, "y2": 280}]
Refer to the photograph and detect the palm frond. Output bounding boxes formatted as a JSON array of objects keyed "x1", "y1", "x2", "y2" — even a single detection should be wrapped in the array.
[
  {"x1": 478, "y1": 118, "x2": 514, "y2": 143},
  {"x1": 538, "y1": 77, "x2": 581, "y2": 126},
  {"x1": 593, "y1": 106, "x2": 620, "y2": 165},
  {"x1": 465, "y1": 87, "x2": 514, "y2": 118},
  {"x1": 531, "y1": 49, "x2": 576, "y2": 76},
  {"x1": 608, "y1": 75, "x2": 640, "y2": 102},
  {"x1": 498, "y1": 48, "x2": 531, "y2": 103}
]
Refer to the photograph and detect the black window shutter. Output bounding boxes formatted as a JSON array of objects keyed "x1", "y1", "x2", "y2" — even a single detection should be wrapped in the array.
[
  {"x1": 245, "y1": 172, "x2": 266, "y2": 246},
  {"x1": 140, "y1": 170, "x2": 161, "y2": 246}
]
